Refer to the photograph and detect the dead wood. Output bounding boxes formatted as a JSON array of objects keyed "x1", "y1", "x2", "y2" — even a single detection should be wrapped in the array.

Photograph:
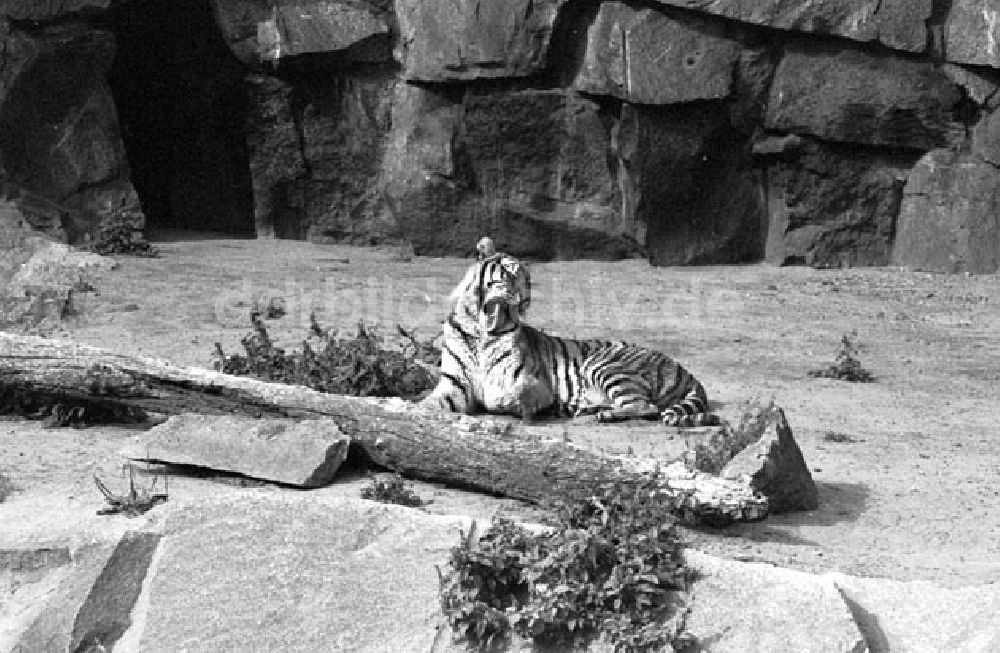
[{"x1": 0, "y1": 332, "x2": 768, "y2": 524}]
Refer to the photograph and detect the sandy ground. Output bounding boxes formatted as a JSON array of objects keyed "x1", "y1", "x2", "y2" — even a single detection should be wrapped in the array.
[{"x1": 2, "y1": 235, "x2": 999, "y2": 590}]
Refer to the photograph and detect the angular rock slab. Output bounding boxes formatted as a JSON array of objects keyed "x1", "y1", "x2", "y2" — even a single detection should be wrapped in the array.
[
  {"x1": 763, "y1": 137, "x2": 918, "y2": 268},
  {"x1": 766, "y1": 43, "x2": 963, "y2": 150},
  {"x1": 133, "y1": 494, "x2": 472, "y2": 652},
  {"x1": 829, "y1": 573, "x2": 1000, "y2": 653},
  {"x1": 942, "y1": 0, "x2": 1000, "y2": 69},
  {"x1": 684, "y1": 550, "x2": 867, "y2": 653},
  {"x1": 651, "y1": 0, "x2": 931, "y2": 53},
  {"x1": 2, "y1": 536, "x2": 157, "y2": 653},
  {"x1": 124, "y1": 415, "x2": 351, "y2": 488},
  {"x1": 720, "y1": 407, "x2": 818, "y2": 513},
  {"x1": 396, "y1": 0, "x2": 567, "y2": 81},
  {"x1": 575, "y1": 2, "x2": 740, "y2": 105},
  {"x1": 893, "y1": 149, "x2": 1000, "y2": 274}
]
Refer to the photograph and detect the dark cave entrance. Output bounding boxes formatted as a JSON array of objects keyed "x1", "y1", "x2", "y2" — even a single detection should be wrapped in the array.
[{"x1": 105, "y1": 0, "x2": 254, "y2": 236}]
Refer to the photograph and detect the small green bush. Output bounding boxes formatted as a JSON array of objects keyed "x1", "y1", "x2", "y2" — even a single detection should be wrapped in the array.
[
  {"x1": 0, "y1": 470, "x2": 16, "y2": 503},
  {"x1": 214, "y1": 313, "x2": 439, "y2": 399},
  {"x1": 809, "y1": 333, "x2": 875, "y2": 383},
  {"x1": 361, "y1": 474, "x2": 425, "y2": 508},
  {"x1": 439, "y1": 477, "x2": 693, "y2": 652}
]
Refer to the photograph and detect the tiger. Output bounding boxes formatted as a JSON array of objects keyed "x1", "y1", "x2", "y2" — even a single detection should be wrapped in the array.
[{"x1": 420, "y1": 245, "x2": 717, "y2": 427}]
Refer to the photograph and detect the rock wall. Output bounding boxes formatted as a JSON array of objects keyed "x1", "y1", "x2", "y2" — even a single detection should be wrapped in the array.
[
  {"x1": 0, "y1": 1, "x2": 142, "y2": 243},
  {"x1": 4, "y1": 0, "x2": 1000, "y2": 271}
]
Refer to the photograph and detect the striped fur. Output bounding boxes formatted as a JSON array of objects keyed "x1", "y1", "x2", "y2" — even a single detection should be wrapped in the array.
[{"x1": 421, "y1": 252, "x2": 716, "y2": 427}]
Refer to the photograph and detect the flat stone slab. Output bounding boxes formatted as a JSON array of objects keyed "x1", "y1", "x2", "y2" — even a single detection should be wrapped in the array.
[
  {"x1": 124, "y1": 415, "x2": 350, "y2": 488},
  {"x1": 684, "y1": 550, "x2": 867, "y2": 653},
  {"x1": 829, "y1": 572, "x2": 1000, "y2": 653}
]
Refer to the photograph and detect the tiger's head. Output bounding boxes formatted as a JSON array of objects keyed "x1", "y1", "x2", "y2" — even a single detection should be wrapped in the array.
[{"x1": 449, "y1": 251, "x2": 531, "y2": 337}]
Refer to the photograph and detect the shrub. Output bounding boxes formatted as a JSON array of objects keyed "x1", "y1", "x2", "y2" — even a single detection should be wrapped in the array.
[
  {"x1": 809, "y1": 332, "x2": 875, "y2": 383},
  {"x1": 0, "y1": 470, "x2": 16, "y2": 503},
  {"x1": 214, "y1": 313, "x2": 439, "y2": 399},
  {"x1": 439, "y1": 477, "x2": 694, "y2": 652},
  {"x1": 361, "y1": 473, "x2": 426, "y2": 508}
]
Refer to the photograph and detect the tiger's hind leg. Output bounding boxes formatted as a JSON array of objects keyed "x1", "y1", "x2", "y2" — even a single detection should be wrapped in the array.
[
  {"x1": 660, "y1": 392, "x2": 718, "y2": 427},
  {"x1": 595, "y1": 401, "x2": 661, "y2": 423}
]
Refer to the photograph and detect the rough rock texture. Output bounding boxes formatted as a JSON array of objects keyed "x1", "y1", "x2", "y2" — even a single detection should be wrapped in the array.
[
  {"x1": 830, "y1": 572, "x2": 1000, "y2": 653},
  {"x1": 0, "y1": 23, "x2": 139, "y2": 243},
  {"x1": 684, "y1": 550, "x2": 867, "y2": 653},
  {"x1": 0, "y1": 0, "x2": 111, "y2": 20},
  {"x1": 653, "y1": 0, "x2": 931, "y2": 52},
  {"x1": 396, "y1": 0, "x2": 567, "y2": 81},
  {"x1": 766, "y1": 42, "x2": 964, "y2": 151},
  {"x1": 941, "y1": 0, "x2": 1000, "y2": 69},
  {"x1": 1, "y1": 239, "x2": 116, "y2": 330},
  {"x1": 628, "y1": 104, "x2": 764, "y2": 266},
  {"x1": 720, "y1": 406, "x2": 818, "y2": 513},
  {"x1": 575, "y1": 2, "x2": 741, "y2": 105},
  {"x1": 384, "y1": 87, "x2": 641, "y2": 259},
  {"x1": 893, "y1": 149, "x2": 1000, "y2": 274},
  {"x1": 123, "y1": 415, "x2": 351, "y2": 488},
  {"x1": 244, "y1": 70, "x2": 396, "y2": 241},
  {"x1": 763, "y1": 138, "x2": 918, "y2": 268},
  {"x1": 211, "y1": 0, "x2": 393, "y2": 65}
]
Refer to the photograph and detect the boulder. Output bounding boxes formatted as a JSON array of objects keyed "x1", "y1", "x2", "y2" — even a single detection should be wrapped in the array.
[
  {"x1": 623, "y1": 103, "x2": 765, "y2": 266},
  {"x1": 941, "y1": 0, "x2": 1000, "y2": 69},
  {"x1": 973, "y1": 106, "x2": 1000, "y2": 166},
  {"x1": 720, "y1": 406, "x2": 819, "y2": 513},
  {"x1": 893, "y1": 149, "x2": 1000, "y2": 274},
  {"x1": 127, "y1": 494, "x2": 472, "y2": 652},
  {"x1": 0, "y1": 0, "x2": 110, "y2": 20},
  {"x1": 575, "y1": 2, "x2": 740, "y2": 105},
  {"x1": 684, "y1": 550, "x2": 867, "y2": 653},
  {"x1": 396, "y1": 0, "x2": 567, "y2": 81},
  {"x1": 942, "y1": 63, "x2": 1000, "y2": 111},
  {"x1": 829, "y1": 573, "x2": 1000, "y2": 653},
  {"x1": 0, "y1": 23, "x2": 139, "y2": 243},
  {"x1": 244, "y1": 72, "x2": 395, "y2": 242},
  {"x1": 766, "y1": 42, "x2": 964, "y2": 151},
  {"x1": 211, "y1": 0, "x2": 392, "y2": 65},
  {"x1": 123, "y1": 415, "x2": 351, "y2": 488},
  {"x1": 763, "y1": 137, "x2": 919, "y2": 268},
  {"x1": 650, "y1": 0, "x2": 932, "y2": 53},
  {"x1": 1, "y1": 239, "x2": 115, "y2": 330},
  {"x1": 384, "y1": 86, "x2": 641, "y2": 259}
]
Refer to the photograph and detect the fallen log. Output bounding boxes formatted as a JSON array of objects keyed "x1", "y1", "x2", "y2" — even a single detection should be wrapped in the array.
[{"x1": 0, "y1": 332, "x2": 768, "y2": 524}]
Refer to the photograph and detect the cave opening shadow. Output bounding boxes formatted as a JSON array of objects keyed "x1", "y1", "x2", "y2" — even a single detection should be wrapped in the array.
[{"x1": 105, "y1": 0, "x2": 254, "y2": 239}]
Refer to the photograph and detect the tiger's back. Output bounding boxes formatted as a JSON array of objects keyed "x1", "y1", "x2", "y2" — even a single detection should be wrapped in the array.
[{"x1": 515, "y1": 325, "x2": 714, "y2": 426}]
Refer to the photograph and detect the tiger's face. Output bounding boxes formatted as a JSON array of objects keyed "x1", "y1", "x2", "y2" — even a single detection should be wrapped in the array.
[{"x1": 449, "y1": 253, "x2": 531, "y2": 336}]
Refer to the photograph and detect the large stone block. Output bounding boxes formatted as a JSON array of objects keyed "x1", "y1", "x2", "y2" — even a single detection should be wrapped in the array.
[
  {"x1": 211, "y1": 0, "x2": 392, "y2": 65},
  {"x1": 124, "y1": 415, "x2": 351, "y2": 488},
  {"x1": 575, "y1": 2, "x2": 740, "y2": 105},
  {"x1": 396, "y1": 0, "x2": 567, "y2": 81},
  {"x1": 0, "y1": 0, "x2": 110, "y2": 20},
  {"x1": 766, "y1": 43, "x2": 963, "y2": 150},
  {"x1": 651, "y1": 0, "x2": 931, "y2": 53},
  {"x1": 763, "y1": 137, "x2": 917, "y2": 268},
  {"x1": 623, "y1": 103, "x2": 765, "y2": 266},
  {"x1": 0, "y1": 23, "x2": 139, "y2": 243},
  {"x1": 940, "y1": 0, "x2": 1000, "y2": 69},
  {"x1": 384, "y1": 86, "x2": 639, "y2": 259},
  {"x1": 893, "y1": 149, "x2": 1000, "y2": 274}
]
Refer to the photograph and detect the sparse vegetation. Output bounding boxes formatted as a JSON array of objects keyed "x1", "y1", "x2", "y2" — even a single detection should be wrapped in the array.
[
  {"x1": 0, "y1": 470, "x2": 16, "y2": 503},
  {"x1": 438, "y1": 478, "x2": 694, "y2": 652},
  {"x1": 822, "y1": 431, "x2": 858, "y2": 444},
  {"x1": 0, "y1": 392, "x2": 148, "y2": 427},
  {"x1": 214, "y1": 312, "x2": 440, "y2": 398},
  {"x1": 361, "y1": 473, "x2": 426, "y2": 508},
  {"x1": 809, "y1": 332, "x2": 876, "y2": 383},
  {"x1": 94, "y1": 464, "x2": 168, "y2": 517}
]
